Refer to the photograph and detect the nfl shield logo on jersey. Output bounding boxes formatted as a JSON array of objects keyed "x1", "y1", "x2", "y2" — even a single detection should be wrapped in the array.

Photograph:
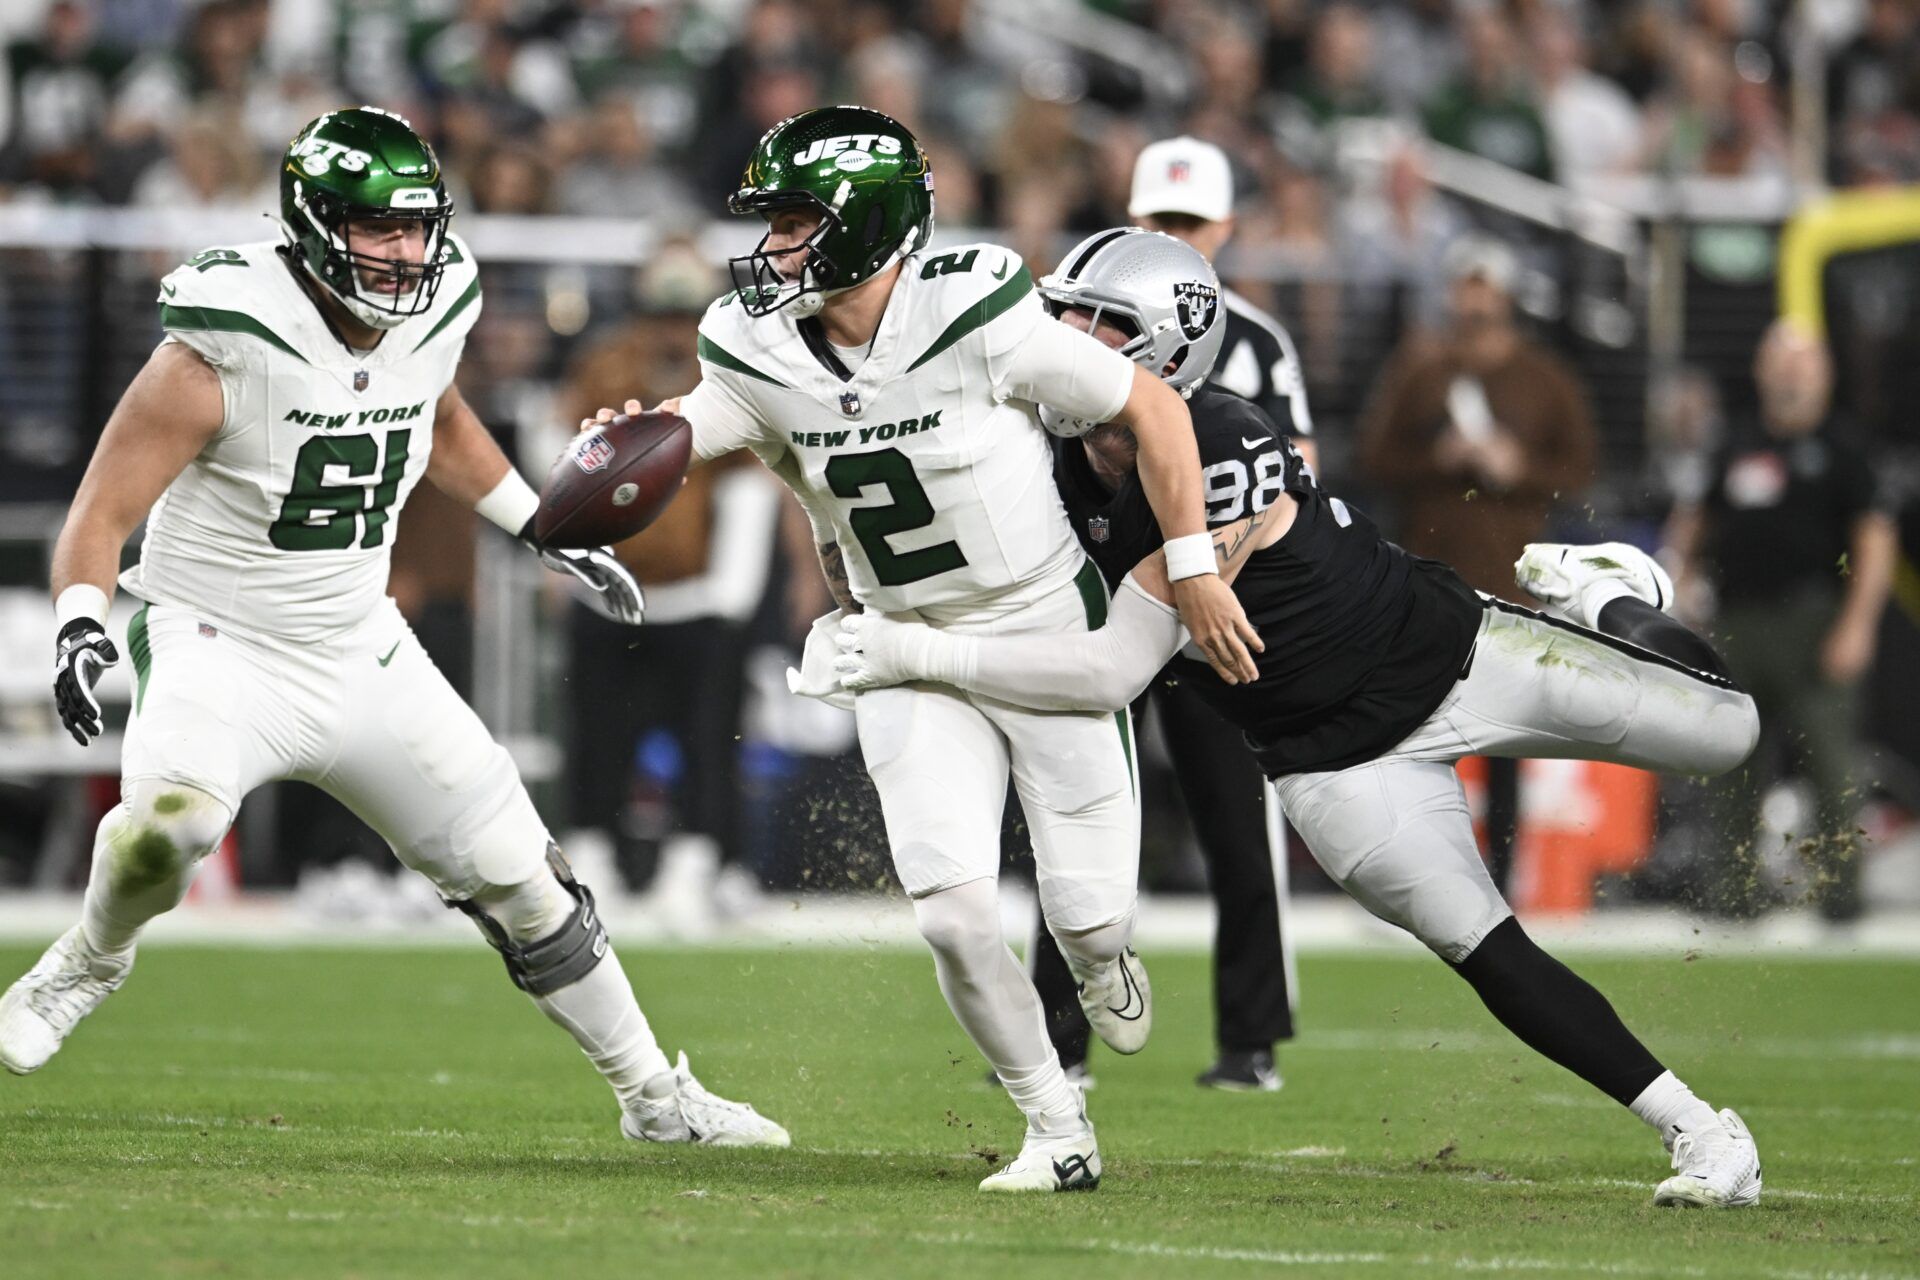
[
  {"x1": 353, "y1": 369, "x2": 369, "y2": 391},
  {"x1": 573, "y1": 434, "x2": 616, "y2": 474},
  {"x1": 840, "y1": 390, "x2": 861, "y2": 417},
  {"x1": 1087, "y1": 515, "x2": 1110, "y2": 544},
  {"x1": 1173, "y1": 281, "x2": 1218, "y2": 342}
]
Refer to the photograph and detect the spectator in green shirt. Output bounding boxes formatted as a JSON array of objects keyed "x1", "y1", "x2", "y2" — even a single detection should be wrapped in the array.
[{"x1": 1422, "y1": 6, "x2": 1555, "y2": 182}]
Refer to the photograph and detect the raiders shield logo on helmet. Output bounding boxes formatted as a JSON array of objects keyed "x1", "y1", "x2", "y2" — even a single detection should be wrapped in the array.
[{"x1": 1173, "y1": 281, "x2": 1218, "y2": 342}]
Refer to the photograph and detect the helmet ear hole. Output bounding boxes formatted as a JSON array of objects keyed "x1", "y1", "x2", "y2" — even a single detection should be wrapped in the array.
[{"x1": 861, "y1": 204, "x2": 886, "y2": 250}]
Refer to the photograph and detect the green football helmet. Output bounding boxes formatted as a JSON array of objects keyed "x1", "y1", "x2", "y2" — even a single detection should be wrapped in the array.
[
  {"x1": 279, "y1": 107, "x2": 454, "y2": 330},
  {"x1": 726, "y1": 105, "x2": 934, "y2": 317}
]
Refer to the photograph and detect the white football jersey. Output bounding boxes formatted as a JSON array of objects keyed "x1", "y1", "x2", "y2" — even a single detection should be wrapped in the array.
[
  {"x1": 685, "y1": 244, "x2": 1131, "y2": 620},
  {"x1": 122, "y1": 236, "x2": 481, "y2": 640}
]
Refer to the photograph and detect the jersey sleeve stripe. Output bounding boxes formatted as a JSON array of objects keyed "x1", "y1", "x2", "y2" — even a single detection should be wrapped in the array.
[
  {"x1": 161, "y1": 303, "x2": 307, "y2": 364},
  {"x1": 905, "y1": 265, "x2": 1033, "y2": 372},
  {"x1": 697, "y1": 334, "x2": 791, "y2": 388},
  {"x1": 409, "y1": 275, "x2": 482, "y2": 353}
]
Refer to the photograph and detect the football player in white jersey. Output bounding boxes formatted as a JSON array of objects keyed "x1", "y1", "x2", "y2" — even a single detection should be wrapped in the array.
[
  {"x1": 584, "y1": 106, "x2": 1257, "y2": 1192},
  {"x1": 2, "y1": 108, "x2": 789, "y2": 1149}
]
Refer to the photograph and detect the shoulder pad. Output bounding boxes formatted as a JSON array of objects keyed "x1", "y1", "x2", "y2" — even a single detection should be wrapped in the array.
[
  {"x1": 696, "y1": 289, "x2": 796, "y2": 390},
  {"x1": 157, "y1": 240, "x2": 279, "y2": 311},
  {"x1": 1192, "y1": 389, "x2": 1283, "y2": 469},
  {"x1": 157, "y1": 239, "x2": 308, "y2": 365},
  {"x1": 899, "y1": 242, "x2": 1035, "y2": 368}
]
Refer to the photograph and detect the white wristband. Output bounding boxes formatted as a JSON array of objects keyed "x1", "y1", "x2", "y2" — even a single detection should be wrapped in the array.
[
  {"x1": 55, "y1": 583, "x2": 111, "y2": 630},
  {"x1": 475, "y1": 470, "x2": 541, "y2": 536},
  {"x1": 1163, "y1": 533, "x2": 1217, "y2": 582}
]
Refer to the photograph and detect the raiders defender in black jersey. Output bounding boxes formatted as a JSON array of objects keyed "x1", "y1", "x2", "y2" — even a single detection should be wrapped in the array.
[{"x1": 837, "y1": 231, "x2": 1767, "y2": 1210}]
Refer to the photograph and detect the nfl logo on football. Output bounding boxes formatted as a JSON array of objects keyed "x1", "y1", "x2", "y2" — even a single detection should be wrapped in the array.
[{"x1": 573, "y1": 435, "x2": 616, "y2": 474}]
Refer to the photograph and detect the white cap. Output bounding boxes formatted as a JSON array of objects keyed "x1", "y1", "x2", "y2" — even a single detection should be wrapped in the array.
[
  {"x1": 1443, "y1": 233, "x2": 1520, "y2": 293},
  {"x1": 1128, "y1": 136, "x2": 1233, "y2": 223}
]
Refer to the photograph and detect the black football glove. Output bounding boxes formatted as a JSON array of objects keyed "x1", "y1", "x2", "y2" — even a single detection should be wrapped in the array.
[
  {"x1": 519, "y1": 520, "x2": 645, "y2": 626},
  {"x1": 54, "y1": 617, "x2": 119, "y2": 746}
]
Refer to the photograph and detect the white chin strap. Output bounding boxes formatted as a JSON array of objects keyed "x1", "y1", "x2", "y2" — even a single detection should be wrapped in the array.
[{"x1": 340, "y1": 292, "x2": 412, "y2": 330}]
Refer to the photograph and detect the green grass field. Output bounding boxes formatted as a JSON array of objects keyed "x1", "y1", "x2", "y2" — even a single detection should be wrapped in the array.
[{"x1": 2, "y1": 939, "x2": 1916, "y2": 1279}]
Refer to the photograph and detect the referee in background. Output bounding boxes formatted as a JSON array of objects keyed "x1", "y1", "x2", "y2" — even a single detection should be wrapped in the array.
[{"x1": 1024, "y1": 137, "x2": 1307, "y2": 1091}]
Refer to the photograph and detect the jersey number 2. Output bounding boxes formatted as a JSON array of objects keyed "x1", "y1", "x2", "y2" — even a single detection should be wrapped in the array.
[
  {"x1": 269, "y1": 431, "x2": 411, "y2": 551},
  {"x1": 824, "y1": 448, "x2": 969, "y2": 587}
]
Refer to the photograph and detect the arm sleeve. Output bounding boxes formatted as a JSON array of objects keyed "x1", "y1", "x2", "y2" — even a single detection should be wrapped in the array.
[
  {"x1": 987, "y1": 304, "x2": 1137, "y2": 425},
  {"x1": 682, "y1": 372, "x2": 767, "y2": 462},
  {"x1": 922, "y1": 575, "x2": 1186, "y2": 712}
]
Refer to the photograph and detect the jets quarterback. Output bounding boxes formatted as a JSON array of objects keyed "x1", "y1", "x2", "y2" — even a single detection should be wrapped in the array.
[
  {"x1": 3, "y1": 107, "x2": 789, "y2": 1150},
  {"x1": 585, "y1": 104, "x2": 1255, "y2": 1192}
]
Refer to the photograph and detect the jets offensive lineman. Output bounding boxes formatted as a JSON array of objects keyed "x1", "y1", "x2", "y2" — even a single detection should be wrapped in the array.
[
  {"x1": 1, "y1": 108, "x2": 789, "y2": 1149},
  {"x1": 840, "y1": 229, "x2": 1767, "y2": 1208},
  {"x1": 584, "y1": 105, "x2": 1256, "y2": 1192}
]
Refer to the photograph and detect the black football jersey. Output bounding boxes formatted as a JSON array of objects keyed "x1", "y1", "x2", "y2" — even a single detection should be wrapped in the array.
[{"x1": 1051, "y1": 387, "x2": 1484, "y2": 776}]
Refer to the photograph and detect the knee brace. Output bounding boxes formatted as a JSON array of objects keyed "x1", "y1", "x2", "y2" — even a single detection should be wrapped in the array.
[{"x1": 447, "y1": 846, "x2": 610, "y2": 997}]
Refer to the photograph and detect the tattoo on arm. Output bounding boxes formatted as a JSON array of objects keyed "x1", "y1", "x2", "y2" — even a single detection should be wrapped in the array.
[
  {"x1": 817, "y1": 541, "x2": 863, "y2": 614},
  {"x1": 1210, "y1": 505, "x2": 1268, "y2": 568}
]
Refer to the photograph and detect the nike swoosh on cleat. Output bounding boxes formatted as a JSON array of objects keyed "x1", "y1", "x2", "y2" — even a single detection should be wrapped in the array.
[
  {"x1": 1052, "y1": 1154, "x2": 1098, "y2": 1188},
  {"x1": 377, "y1": 640, "x2": 401, "y2": 667},
  {"x1": 1105, "y1": 956, "x2": 1145, "y2": 1021}
]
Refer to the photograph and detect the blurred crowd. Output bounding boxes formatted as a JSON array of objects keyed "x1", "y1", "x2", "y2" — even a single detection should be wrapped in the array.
[
  {"x1": 4, "y1": 0, "x2": 1917, "y2": 226},
  {"x1": 1, "y1": 0, "x2": 1917, "y2": 922}
]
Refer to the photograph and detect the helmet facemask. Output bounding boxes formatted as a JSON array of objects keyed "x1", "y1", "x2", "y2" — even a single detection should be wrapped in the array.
[
  {"x1": 728, "y1": 188, "x2": 917, "y2": 320},
  {"x1": 287, "y1": 180, "x2": 453, "y2": 331},
  {"x1": 727, "y1": 191, "x2": 847, "y2": 318}
]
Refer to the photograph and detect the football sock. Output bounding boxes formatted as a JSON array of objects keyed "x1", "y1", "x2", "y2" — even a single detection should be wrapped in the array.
[
  {"x1": 1628, "y1": 1069, "x2": 1721, "y2": 1146},
  {"x1": 1025, "y1": 923, "x2": 1093, "y2": 1067},
  {"x1": 914, "y1": 881, "x2": 1082, "y2": 1130},
  {"x1": 531, "y1": 952, "x2": 674, "y2": 1112},
  {"x1": 483, "y1": 874, "x2": 673, "y2": 1111},
  {"x1": 1595, "y1": 597, "x2": 1733, "y2": 682},
  {"x1": 1450, "y1": 917, "x2": 1666, "y2": 1107}
]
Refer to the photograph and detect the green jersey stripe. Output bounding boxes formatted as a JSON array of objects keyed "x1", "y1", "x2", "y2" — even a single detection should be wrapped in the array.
[
  {"x1": 411, "y1": 275, "x2": 481, "y2": 353},
  {"x1": 127, "y1": 605, "x2": 152, "y2": 713},
  {"x1": 160, "y1": 304, "x2": 307, "y2": 364},
  {"x1": 1071, "y1": 558, "x2": 1135, "y2": 795},
  {"x1": 697, "y1": 335, "x2": 790, "y2": 388},
  {"x1": 905, "y1": 265, "x2": 1034, "y2": 372}
]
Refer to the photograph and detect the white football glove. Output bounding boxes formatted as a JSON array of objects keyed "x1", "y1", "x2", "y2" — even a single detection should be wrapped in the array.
[
  {"x1": 833, "y1": 612, "x2": 941, "y2": 692},
  {"x1": 54, "y1": 618, "x2": 119, "y2": 746}
]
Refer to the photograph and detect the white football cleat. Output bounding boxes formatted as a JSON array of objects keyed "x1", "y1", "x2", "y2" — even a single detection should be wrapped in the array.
[
  {"x1": 1076, "y1": 948, "x2": 1151, "y2": 1056},
  {"x1": 979, "y1": 1099, "x2": 1101, "y2": 1193},
  {"x1": 1654, "y1": 1108, "x2": 1762, "y2": 1208},
  {"x1": 1515, "y1": 542, "x2": 1675, "y2": 630},
  {"x1": 0, "y1": 926, "x2": 131, "y2": 1075},
  {"x1": 620, "y1": 1052, "x2": 791, "y2": 1148}
]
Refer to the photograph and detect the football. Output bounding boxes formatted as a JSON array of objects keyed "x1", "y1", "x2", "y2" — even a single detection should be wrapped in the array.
[{"x1": 534, "y1": 410, "x2": 692, "y2": 549}]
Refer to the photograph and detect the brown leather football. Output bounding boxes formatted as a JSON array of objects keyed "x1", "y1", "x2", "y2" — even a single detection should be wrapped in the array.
[{"x1": 534, "y1": 411, "x2": 692, "y2": 549}]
